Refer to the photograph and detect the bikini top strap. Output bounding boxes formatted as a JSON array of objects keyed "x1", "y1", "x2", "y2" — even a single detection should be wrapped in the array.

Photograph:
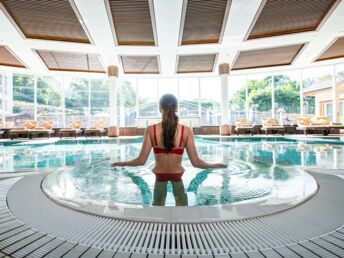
[
  {"x1": 153, "y1": 124, "x2": 158, "y2": 146},
  {"x1": 179, "y1": 125, "x2": 185, "y2": 148}
]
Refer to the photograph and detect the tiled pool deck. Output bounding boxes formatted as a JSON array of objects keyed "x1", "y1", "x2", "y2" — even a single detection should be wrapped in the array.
[{"x1": 0, "y1": 169, "x2": 342, "y2": 257}]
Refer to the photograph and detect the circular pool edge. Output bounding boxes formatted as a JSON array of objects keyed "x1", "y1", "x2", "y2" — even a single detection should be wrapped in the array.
[{"x1": 41, "y1": 169, "x2": 319, "y2": 223}]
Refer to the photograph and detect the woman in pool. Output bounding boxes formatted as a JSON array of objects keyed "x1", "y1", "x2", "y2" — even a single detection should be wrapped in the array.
[{"x1": 111, "y1": 94, "x2": 226, "y2": 206}]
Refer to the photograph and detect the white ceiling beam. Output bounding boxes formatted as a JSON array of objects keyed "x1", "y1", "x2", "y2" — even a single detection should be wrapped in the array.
[
  {"x1": 293, "y1": 0, "x2": 344, "y2": 66},
  {"x1": 177, "y1": 44, "x2": 222, "y2": 55},
  {"x1": 240, "y1": 32, "x2": 316, "y2": 51},
  {"x1": 116, "y1": 46, "x2": 159, "y2": 56},
  {"x1": 0, "y1": 6, "x2": 47, "y2": 72},
  {"x1": 73, "y1": 0, "x2": 118, "y2": 69},
  {"x1": 217, "y1": 0, "x2": 263, "y2": 68},
  {"x1": 153, "y1": 0, "x2": 183, "y2": 76},
  {"x1": 25, "y1": 39, "x2": 98, "y2": 53}
]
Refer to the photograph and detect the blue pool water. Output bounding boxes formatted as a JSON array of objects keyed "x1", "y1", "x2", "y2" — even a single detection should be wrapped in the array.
[{"x1": 2, "y1": 136, "x2": 338, "y2": 206}]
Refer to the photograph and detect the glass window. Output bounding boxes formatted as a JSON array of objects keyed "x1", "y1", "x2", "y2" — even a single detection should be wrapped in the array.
[
  {"x1": 323, "y1": 102, "x2": 333, "y2": 120},
  {"x1": 37, "y1": 76, "x2": 63, "y2": 127},
  {"x1": 0, "y1": 74, "x2": 2, "y2": 126},
  {"x1": 302, "y1": 66, "x2": 332, "y2": 118},
  {"x1": 229, "y1": 75, "x2": 246, "y2": 124},
  {"x1": 12, "y1": 74, "x2": 34, "y2": 126},
  {"x1": 64, "y1": 78, "x2": 89, "y2": 127},
  {"x1": 0, "y1": 74, "x2": 2, "y2": 92},
  {"x1": 90, "y1": 79, "x2": 110, "y2": 127},
  {"x1": 118, "y1": 79, "x2": 137, "y2": 127},
  {"x1": 336, "y1": 63, "x2": 344, "y2": 123},
  {"x1": 274, "y1": 71, "x2": 300, "y2": 124},
  {"x1": 179, "y1": 78, "x2": 199, "y2": 117},
  {"x1": 137, "y1": 79, "x2": 159, "y2": 117},
  {"x1": 340, "y1": 102, "x2": 344, "y2": 123},
  {"x1": 247, "y1": 73, "x2": 272, "y2": 123},
  {"x1": 158, "y1": 79, "x2": 178, "y2": 98},
  {"x1": 337, "y1": 63, "x2": 344, "y2": 80},
  {"x1": 200, "y1": 77, "x2": 221, "y2": 125}
]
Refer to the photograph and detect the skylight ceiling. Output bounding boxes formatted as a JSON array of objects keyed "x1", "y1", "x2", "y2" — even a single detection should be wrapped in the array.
[
  {"x1": 316, "y1": 37, "x2": 344, "y2": 61},
  {"x1": 120, "y1": 56, "x2": 160, "y2": 74},
  {"x1": 232, "y1": 44, "x2": 305, "y2": 70},
  {"x1": 180, "y1": 0, "x2": 230, "y2": 45},
  {"x1": 1, "y1": 0, "x2": 344, "y2": 75},
  {"x1": 36, "y1": 50, "x2": 105, "y2": 73},
  {"x1": 247, "y1": 0, "x2": 339, "y2": 40},
  {"x1": 106, "y1": 0, "x2": 157, "y2": 46},
  {"x1": 0, "y1": 0, "x2": 91, "y2": 43},
  {"x1": 177, "y1": 54, "x2": 217, "y2": 73},
  {"x1": 0, "y1": 45, "x2": 25, "y2": 68}
]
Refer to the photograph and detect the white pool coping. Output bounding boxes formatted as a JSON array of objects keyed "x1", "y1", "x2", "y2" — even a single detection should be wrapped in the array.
[{"x1": 41, "y1": 170, "x2": 318, "y2": 223}]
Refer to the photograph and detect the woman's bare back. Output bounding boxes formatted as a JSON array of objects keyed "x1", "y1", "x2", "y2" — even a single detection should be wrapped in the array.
[{"x1": 150, "y1": 123, "x2": 185, "y2": 174}]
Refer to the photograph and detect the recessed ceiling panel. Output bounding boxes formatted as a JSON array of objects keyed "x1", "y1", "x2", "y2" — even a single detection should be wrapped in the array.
[
  {"x1": 316, "y1": 37, "x2": 344, "y2": 61},
  {"x1": 181, "y1": 0, "x2": 230, "y2": 45},
  {"x1": 107, "y1": 0, "x2": 156, "y2": 46},
  {"x1": 232, "y1": 44, "x2": 304, "y2": 70},
  {"x1": 121, "y1": 56, "x2": 159, "y2": 74},
  {"x1": 0, "y1": 46, "x2": 25, "y2": 68},
  {"x1": 0, "y1": 0, "x2": 90, "y2": 43},
  {"x1": 36, "y1": 50, "x2": 104, "y2": 73},
  {"x1": 177, "y1": 54, "x2": 217, "y2": 73},
  {"x1": 248, "y1": 0, "x2": 338, "y2": 40}
]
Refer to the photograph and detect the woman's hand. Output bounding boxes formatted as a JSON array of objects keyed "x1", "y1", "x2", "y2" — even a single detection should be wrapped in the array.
[
  {"x1": 111, "y1": 161, "x2": 126, "y2": 167},
  {"x1": 214, "y1": 163, "x2": 227, "y2": 168}
]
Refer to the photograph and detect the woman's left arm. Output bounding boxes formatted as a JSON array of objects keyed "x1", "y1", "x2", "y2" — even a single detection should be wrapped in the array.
[{"x1": 111, "y1": 127, "x2": 152, "y2": 167}]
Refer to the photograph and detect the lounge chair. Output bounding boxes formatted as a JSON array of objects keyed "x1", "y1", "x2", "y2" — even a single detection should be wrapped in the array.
[
  {"x1": 0, "y1": 121, "x2": 5, "y2": 139},
  {"x1": 59, "y1": 121, "x2": 83, "y2": 138},
  {"x1": 29, "y1": 121, "x2": 54, "y2": 139},
  {"x1": 9, "y1": 120, "x2": 37, "y2": 140},
  {"x1": 234, "y1": 118, "x2": 254, "y2": 136},
  {"x1": 261, "y1": 118, "x2": 286, "y2": 135},
  {"x1": 297, "y1": 116, "x2": 344, "y2": 135},
  {"x1": 84, "y1": 120, "x2": 106, "y2": 137}
]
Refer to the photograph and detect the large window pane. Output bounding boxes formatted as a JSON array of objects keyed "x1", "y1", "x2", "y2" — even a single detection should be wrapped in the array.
[
  {"x1": 158, "y1": 79, "x2": 178, "y2": 98},
  {"x1": 65, "y1": 78, "x2": 89, "y2": 127},
  {"x1": 179, "y1": 78, "x2": 199, "y2": 117},
  {"x1": 336, "y1": 63, "x2": 344, "y2": 123},
  {"x1": 0, "y1": 74, "x2": 3, "y2": 125},
  {"x1": 1, "y1": 74, "x2": 12, "y2": 127},
  {"x1": 37, "y1": 76, "x2": 63, "y2": 127},
  {"x1": 302, "y1": 66, "x2": 332, "y2": 120},
  {"x1": 229, "y1": 75, "x2": 246, "y2": 124},
  {"x1": 90, "y1": 79, "x2": 109, "y2": 126},
  {"x1": 274, "y1": 71, "x2": 300, "y2": 124},
  {"x1": 247, "y1": 73, "x2": 272, "y2": 123},
  {"x1": 200, "y1": 77, "x2": 221, "y2": 125},
  {"x1": 12, "y1": 74, "x2": 34, "y2": 126},
  {"x1": 138, "y1": 79, "x2": 159, "y2": 117},
  {"x1": 119, "y1": 79, "x2": 137, "y2": 127}
]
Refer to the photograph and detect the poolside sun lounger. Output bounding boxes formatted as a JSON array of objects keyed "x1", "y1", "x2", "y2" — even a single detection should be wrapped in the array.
[
  {"x1": 261, "y1": 118, "x2": 286, "y2": 135},
  {"x1": 59, "y1": 121, "x2": 83, "y2": 138},
  {"x1": 9, "y1": 128, "x2": 30, "y2": 140},
  {"x1": 296, "y1": 116, "x2": 340, "y2": 136},
  {"x1": 28, "y1": 121, "x2": 55, "y2": 139},
  {"x1": 29, "y1": 128, "x2": 54, "y2": 139},
  {"x1": 234, "y1": 118, "x2": 254, "y2": 136},
  {"x1": 9, "y1": 120, "x2": 37, "y2": 140},
  {"x1": 84, "y1": 120, "x2": 106, "y2": 137},
  {"x1": 59, "y1": 128, "x2": 82, "y2": 138}
]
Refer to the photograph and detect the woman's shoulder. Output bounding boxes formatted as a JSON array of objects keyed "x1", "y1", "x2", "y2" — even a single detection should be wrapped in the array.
[{"x1": 178, "y1": 124, "x2": 192, "y2": 133}]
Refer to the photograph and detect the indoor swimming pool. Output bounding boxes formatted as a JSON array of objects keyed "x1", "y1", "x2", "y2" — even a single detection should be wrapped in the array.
[{"x1": 1, "y1": 136, "x2": 341, "y2": 208}]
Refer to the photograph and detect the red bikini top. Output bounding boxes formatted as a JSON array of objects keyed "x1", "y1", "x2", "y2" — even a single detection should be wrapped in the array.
[{"x1": 153, "y1": 124, "x2": 185, "y2": 156}]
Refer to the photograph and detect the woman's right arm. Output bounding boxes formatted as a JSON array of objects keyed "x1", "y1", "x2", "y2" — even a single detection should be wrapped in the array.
[{"x1": 185, "y1": 128, "x2": 227, "y2": 169}]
